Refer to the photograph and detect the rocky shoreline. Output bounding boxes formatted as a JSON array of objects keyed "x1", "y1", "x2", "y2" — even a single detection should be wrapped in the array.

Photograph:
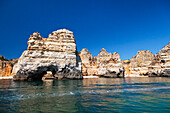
[{"x1": 0, "y1": 29, "x2": 169, "y2": 81}]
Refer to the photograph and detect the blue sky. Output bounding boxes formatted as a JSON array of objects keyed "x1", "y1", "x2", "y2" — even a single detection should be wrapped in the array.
[{"x1": 0, "y1": 0, "x2": 170, "y2": 60}]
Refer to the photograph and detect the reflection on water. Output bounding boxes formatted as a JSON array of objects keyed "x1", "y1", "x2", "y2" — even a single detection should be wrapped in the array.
[{"x1": 0, "y1": 77, "x2": 170, "y2": 112}]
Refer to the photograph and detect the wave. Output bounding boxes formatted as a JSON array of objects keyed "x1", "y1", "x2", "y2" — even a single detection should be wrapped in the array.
[{"x1": 1, "y1": 87, "x2": 170, "y2": 100}]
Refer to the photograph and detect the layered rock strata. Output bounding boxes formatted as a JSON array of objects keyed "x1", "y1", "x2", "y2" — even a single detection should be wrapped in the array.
[
  {"x1": 148, "y1": 42, "x2": 170, "y2": 77},
  {"x1": 78, "y1": 49, "x2": 94, "y2": 76},
  {"x1": 12, "y1": 29, "x2": 82, "y2": 81},
  {"x1": 79, "y1": 48, "x2": 124, "y2": 77},
  {"x1": 123, "y1": 42, "x2": 170, "y2": 77},
  {"x1": 0, "y1": 55, "x2": 18, "y2": 77},
  {"x1": 128, "y1": 50, "x2": 155, "y2": 75}
]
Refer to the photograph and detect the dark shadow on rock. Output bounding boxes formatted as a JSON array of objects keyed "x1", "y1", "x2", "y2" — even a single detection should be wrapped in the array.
[
  {"x1": 13, "y1": 65, "x2": 59, "y2": 81},
  {"x1": 99, "y1": 68, "x2": 125, "y2": 78},
  {"x1": 13, "y1": 64, "x2": 83, "y2": 81},
  {"x1": 55, "y1": 64, "x2": 83, "y2": 80},
  {"x1": 148, "y1": 69, "x2": 170, "y2": 77}
]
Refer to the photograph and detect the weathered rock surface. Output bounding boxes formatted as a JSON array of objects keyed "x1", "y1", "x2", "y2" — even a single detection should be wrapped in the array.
[
  {"x1": 0, "y1": 55, "x2": 18, "y2": 77},
  {"x1": 128, "y1": 50, "x2": 155, "y2": 75},
  {"x1": 79, "y1": 48, "x2": 124, "y2": 77},
  {"x1": 55, "y1": 65, "x2": 83, "y2": 80},
  {"x1": 78, "y1": 49, "x2": 94, "y2": 76},
  {"x1": 12, "y1": 29, "x2": 82, "y2": 81},
  {"x1": 123, "y1": 42, "x2": 170, "y2": 77},
  {"x1": 122, "y1": 59, "x2": 130, "y2": 75},
  {"x1": 148, "y1": 42, "x2": 170, "y2": 77}
]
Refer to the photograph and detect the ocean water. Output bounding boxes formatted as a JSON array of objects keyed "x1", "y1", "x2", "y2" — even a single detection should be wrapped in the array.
[{"x1": 0, "y1": 77, "x2": 170, "y2": 113}]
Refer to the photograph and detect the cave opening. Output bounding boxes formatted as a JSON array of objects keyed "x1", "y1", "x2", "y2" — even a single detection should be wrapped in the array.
[
  {"x1": 41, "y1": 66, "x2": 57, "y2": 80},
  {"x1": 161, "y1": 60, "x2": 165, "y2": 63}
]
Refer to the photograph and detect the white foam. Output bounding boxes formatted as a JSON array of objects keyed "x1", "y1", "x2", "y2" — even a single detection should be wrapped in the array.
[
  {"x1": 0, "y1": 76, "x2": 13, "y2": 79},
  {"x1": 1, "y1": 87, "x2": 170, "y2": 100}
]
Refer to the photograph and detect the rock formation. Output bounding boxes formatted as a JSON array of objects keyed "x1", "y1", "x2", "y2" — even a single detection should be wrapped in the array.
[
  {"x1": 0, "y1": 55, "x2": 18, "y2": 77},
  {"x1": 122, "y1": 59, "x2": 130, "y2": 75},
  {"x1": 148, "y1": 42, "x2": 170, "y2": 77},
  {"x1": 2, "y1": 28, "x2": 170, "y2": 79},
  {"x1": 123, "y1": 42, "x2": 170, "y2": 77},
  {"x1": 79, "y1": 48, "x2": 124, "y2": 77},
  {"x1": 128, "y1": 50, "x2": 155, "y2": 75},
  {"x1": 12, "y1": 29, "x2": 82, "y2": 81},
  {"x1": 78, "y1": 49, "x2": 94, "y2": 76}
]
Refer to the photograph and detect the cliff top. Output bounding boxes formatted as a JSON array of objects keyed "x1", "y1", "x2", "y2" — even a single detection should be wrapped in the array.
[
  {"x1": 54, "y1": 29, "x2": 73, "y2": 34},
  {"x1": 137, "y1": 50, "x2": 153, "y2": 54},
  {"x1": 29, "y1": 29, "x2": 73, "y2": 41},
  {"x1": 0, "y1": 55, "x2": 7, "y2": 61}
]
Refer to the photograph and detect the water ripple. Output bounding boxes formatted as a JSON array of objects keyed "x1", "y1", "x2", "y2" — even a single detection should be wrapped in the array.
[{"x1": 1, "y1": 86, "x2": 170, "y2": 100}]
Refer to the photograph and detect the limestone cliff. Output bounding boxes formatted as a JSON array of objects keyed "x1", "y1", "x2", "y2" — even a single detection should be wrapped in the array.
[
  {"x1": 0, "y1": 55, "x2": 18, "y2": 77},
  {"x1": 79, "y1": 48, "x2": 124, "y2": 77},
  {"x1": 128, "y1": 50, "x2": 155, "y2": 75},
  {"x1": 12, "y1": 29, "x2": 82, "y2": 80},
  {"x1": 148, "y1": 42, "x2": 170, "y2": 77},
  {"x1": 122, "y1": 59, "x2": 130, "y2": 75},
  {"x1": 124, "y1": 42, "x2": 170, "y2": 77},
  {"x1": 78, "y1": 49, "x2": 94, "y2": 76}
]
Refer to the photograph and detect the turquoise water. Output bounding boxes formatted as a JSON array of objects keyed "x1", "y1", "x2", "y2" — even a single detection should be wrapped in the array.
[{"x1": 0, "y1": 77, "x2": 170, "y2": 113}]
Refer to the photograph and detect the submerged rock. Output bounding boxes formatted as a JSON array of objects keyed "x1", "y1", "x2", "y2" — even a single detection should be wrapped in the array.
[{"x1": 12, "y1": 29, "x2": 82, "y2": 81}]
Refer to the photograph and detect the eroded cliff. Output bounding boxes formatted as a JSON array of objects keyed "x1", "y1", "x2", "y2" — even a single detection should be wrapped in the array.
[
  {"x1": 79, "y1": 48, "x2": 124, "y2": 77},
  {"x1": 0, "y1": 55, "x2": 18, "y2": 77},
  {"x1": 148, "y1": 42, "x2": 170, "y2": 77},
  {"x1": 128, "y1": 50, "x2": 155, "y2": 75},
  {"x1": 123, "y1": 42, "x2": 170, "y2": 77},
  {"x1": 12, "y1": 29, "x2": 82, "y2": 80},
  {"x1": 2, "y1": 29, "x2": 170, "y2": 79}
]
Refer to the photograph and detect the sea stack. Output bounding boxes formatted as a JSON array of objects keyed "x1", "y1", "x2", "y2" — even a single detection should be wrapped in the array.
[
  {"x1": 12, "y1": 29, "x2": 82, "y2": 81},
  {"x1": 128, "y1": 50, "x2": 155, "y2": 75},
  {"x1": 148, "y1": 42, "x2": 170, "y2": 77},
  {"x1": 79, "y1": 48, "x2": 124, "y2": 77},
  {"x1": 124, "y1": 42, "x2": 170, "y2": 77}
]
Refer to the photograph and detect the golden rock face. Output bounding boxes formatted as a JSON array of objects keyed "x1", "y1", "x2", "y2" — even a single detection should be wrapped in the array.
[
  {"x1": 79, "y1": 48, "x2": 123, "y2": 76},
  {"x1": 128, "y1": 50, "x2": 155, "y2": 75},
  {"x1": 0, "y1": 56, "x2": 18, "y2": 77},
  {"x1": 148, "y1": 42, "x2": 170, "y2": 76},
  {"x1": 0, "y1": 62, "x2": 12, "y2": 77},
  {"x1": 124, "y1": 42, "x2": 170, "y2": 76}
]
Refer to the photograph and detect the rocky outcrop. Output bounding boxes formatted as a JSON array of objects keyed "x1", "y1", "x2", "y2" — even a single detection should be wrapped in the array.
[
  {"x1": 0, "y1": 55, "x2": 18, "y2": 77},
  {"x1": 78, "y1": 49, "x2": 94, "y2": 76},
  {"x1": 128, "y1": 50, "x2": 155, "y2": 75},
  {"x1": 96, "y1": 48, "x2": 124, "y2": 77},
  {"x1": 4, "y1": 28, "x2": 170, "y2": 79},
  {"x1": 148, "y1": 42, "x2": 170, "y2": 77},
  {"x1": 79, "y1": 48, "x2": 124, "y2": 77},
  {"x1": 12, "y1": 29, "x2": 82, "y2": 81},
  {"x1": 124, "y1": 42, "x2": 170, "y2": 77},
  {"x1": 122, "y1": 59, "x2": 130, "y2": 75}
]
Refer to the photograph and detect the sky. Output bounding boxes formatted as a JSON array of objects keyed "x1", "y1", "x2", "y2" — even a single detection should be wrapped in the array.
[{"x1": 0, "y1": 0, "x2": 170, "y2": 60}]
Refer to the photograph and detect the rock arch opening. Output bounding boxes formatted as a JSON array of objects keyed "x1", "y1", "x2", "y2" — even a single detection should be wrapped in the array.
[{"x1": 41, "y1": 66, "x2": 58, "y2": 80}]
